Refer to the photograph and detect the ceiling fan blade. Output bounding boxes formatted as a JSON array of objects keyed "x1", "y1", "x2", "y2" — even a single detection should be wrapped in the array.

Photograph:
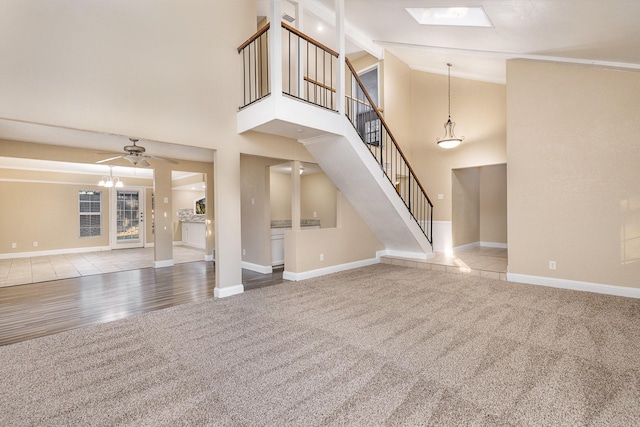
[
  {"x1": 96, "y1": 156, "x2": 124, "y2": 164},
  {"x1": 139, "y1": 159, "x2": 151, "y2": 167},
  {"x1": 145, "y1": 154, "x2": 179, "y2": 165}
]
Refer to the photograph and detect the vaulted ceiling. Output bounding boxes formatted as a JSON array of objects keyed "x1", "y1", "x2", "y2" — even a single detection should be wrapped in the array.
[{"x1": 273, "y1": 0, "x2": 640, "y2": 83}]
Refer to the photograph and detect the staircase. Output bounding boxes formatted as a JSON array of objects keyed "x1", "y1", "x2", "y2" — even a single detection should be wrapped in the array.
[{"x1": 237, "y1": 21, "x2": 434, "y2": 260}]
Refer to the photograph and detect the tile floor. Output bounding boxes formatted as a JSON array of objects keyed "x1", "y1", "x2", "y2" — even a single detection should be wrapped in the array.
[
  {"x1": 0, "y1": 246, "x2": 206, "y2": 288},
  {"x1": 1, "y1": 245, "x2": 507, "y2": 288},
  {"x1": 381, "y1": 245, "x2": 508, "y2": 280}
]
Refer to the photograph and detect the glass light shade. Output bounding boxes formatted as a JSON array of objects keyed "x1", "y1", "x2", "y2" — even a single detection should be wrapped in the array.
[{"x1": 436, "y1": 118, "x2": 464, "y2": 149}]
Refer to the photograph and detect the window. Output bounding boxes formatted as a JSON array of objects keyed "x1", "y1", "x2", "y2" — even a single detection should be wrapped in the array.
[
  {"x1": 364, "y1": 119, "x2": 380, "y2": 145},
  {"x1": 355, "y1": 66, "x2": 381, "y2": 146},
  {"x1": 79, "y1": 190, "x2": 102, "y2": 237},
  {"x1": 359, "y1": 67, "x2": 379, "y2": 105}
]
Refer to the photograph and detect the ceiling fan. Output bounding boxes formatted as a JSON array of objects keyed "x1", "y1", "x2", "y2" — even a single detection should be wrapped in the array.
[{"x1": 96, "y1": 138, "x2": 179, "y2": 167}]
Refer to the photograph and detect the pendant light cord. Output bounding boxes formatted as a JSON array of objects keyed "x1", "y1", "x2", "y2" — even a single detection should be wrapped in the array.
[{"x1": 447, "y1": 63, "x2": 452, "y2": 119}]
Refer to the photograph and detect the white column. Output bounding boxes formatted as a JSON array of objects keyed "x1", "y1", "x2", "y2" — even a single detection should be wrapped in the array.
[
  {"x1": 213, "y1": 145, "x2": 244, "y2": 298},
  {"x1": 296, "y1": 0, "x2": 305, "y2": 98},
  {"x1": 294, "y1": 1, "x2": 304, "y2": 32},
  {"x1": 269, "y1": 0, "x2": 283, "y2": 98},
  {"x1": 153, "y1": 163, "x2": 174, "y2": 268},
  {"x1": 291, "y1": 160, "x2": 301, "y2": 231},
  {"x1": 336, "y1": 0, "x2": 345, "y2": 116}
]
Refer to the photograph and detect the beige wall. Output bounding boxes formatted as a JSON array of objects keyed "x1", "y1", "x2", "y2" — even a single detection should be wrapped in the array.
[
  {"x1": 480, "y1": 164, "x2": 507, "y2": 244},
  {"x1": 381, "y1": 51, "x2": 413, "y2": 156},
  {"x1": 409, "y1": 70, "x2": 507, "y2": 221},
  {"x1": 507, "y1": 59, "x2": 640, "y2": 288},
  {"x1": 452, "y1": 168, "x2": 480, "y2": 247},
  {"x1": 301, "y1": 172, "x2": 337, "y2": 228},
  {"x1": 0, "y1": 181, "x2": 110, "y2": 253},
  {"x1": 270, "y1": 170, "x2": 292, "y2": 221},
  {"x1": 241, "y1": 155, "x2": 285, "y2": 267},
  {"x1": 284, "y1": 193, "x2": 383, "y2": 273}
]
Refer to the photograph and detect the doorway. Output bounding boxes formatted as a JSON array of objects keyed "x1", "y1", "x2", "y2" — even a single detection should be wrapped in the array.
[
  {"x1": 452, "y1": 164, "x2": 507, "y2": 249},
  {"x1": 111, "y1": 187, "x2": 145, "y2": 249}
]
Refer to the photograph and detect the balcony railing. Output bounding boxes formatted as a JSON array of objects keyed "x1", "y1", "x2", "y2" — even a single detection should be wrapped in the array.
[
  {"x1": 238, "y1": 22, "x2": 338, "y2": 111},
  {"x1": 237, "y1": 23, "x2": 271, "y2": 108},
  {"x1": 237, "y1": 23, "x2": 433, "y2": 247},
  {"x1": 282, "y1": 22, "x2": 338, "y2": 111}
]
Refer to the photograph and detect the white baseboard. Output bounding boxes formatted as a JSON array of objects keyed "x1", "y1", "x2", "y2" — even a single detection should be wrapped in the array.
[
  {"x1": 0, "y1": 245, "x2": 111, "y2": 260},
  {"x1": 376, "y1": 249, "x2": 434, "y2": 261},
  {"x1": 242, "y1": 261, "x2": 273, "y2": 274},
  {"x1": 453, "y1": 242, "x2": 481, "y2": 251},
  {"x1": 507, "y1": 273, "x2": 640, "y2": 299},
  {"x1": 480, "y1": 241, "x2": 508, "y2": 249},
  {"x1": 214, "y1": 284, "x2": 244, "y2": 298},
  {"x1": 204, "y1": 254, "x2": 214, "y2": 262},
  {"x1": 153, "y1": 259, "x2": 174, "y2": 268},
  {"x1": 453, "y1": 241, "x2": 508, "y2": 251},
  {"x1": 283, "y1": 256, "x2": 379, "y2": 281}
]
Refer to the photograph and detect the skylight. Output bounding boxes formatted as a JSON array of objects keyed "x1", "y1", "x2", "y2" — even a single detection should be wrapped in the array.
[{"x1": 406, "y1": 7, "x2": 493, "y2": 27}]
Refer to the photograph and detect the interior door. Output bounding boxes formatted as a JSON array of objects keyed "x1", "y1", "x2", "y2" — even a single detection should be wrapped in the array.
[{"x1": 111, "y1": 188, "x2": 145, "y2": 249}]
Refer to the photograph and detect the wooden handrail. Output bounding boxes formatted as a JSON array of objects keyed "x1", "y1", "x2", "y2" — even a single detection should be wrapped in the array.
[
  {"x1": 345, "y1": 94, "x2": 384, "y2": 112},
  {"x1": 281, "y1": 22, "x2": 339, "y2": 57},
  {"x1": 304, "y1": 76, "x2": 336, "y2": 93},
  {"x1": 345, "y1": 93, "x2": 370, "y2": 106},
  {"x1": 345, "y1": 57, "x2": 432, "y2": 206},
  {"x1": 237, "y1": 22, "x2": 271, "y2": 52}
]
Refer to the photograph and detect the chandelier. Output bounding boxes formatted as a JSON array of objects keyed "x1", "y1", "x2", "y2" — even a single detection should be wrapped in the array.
[
  {"x1": 436, "y1": 63, "x2": 464, "y2": 149},
  {"x1": 98, "y1": 166, "x2": 123, "y2": 188}
]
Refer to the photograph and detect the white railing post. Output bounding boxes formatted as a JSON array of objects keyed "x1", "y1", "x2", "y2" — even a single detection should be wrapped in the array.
[
  {"x1": 269, "y1": 0, "x2": 283, "y2": 98},
  {"x1": 295, "y1": 1, "x2": 305, "y2": 99},
  {"x1": 336, "y1": 0, "x2": 345, "y2": 116}
]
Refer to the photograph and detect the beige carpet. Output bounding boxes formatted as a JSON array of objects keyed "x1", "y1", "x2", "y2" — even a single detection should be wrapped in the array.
[{"x1": 1, "y1": 264, "x2": 640, "y2": 425}]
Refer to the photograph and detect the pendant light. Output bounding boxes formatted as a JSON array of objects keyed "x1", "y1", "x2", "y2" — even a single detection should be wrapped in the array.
[
  {"x1": 98, "y1": 166, "x2": 123, "y2": 188},
  {"x1": 436, "y1": 63, "x2": 464, "y2": 149}
]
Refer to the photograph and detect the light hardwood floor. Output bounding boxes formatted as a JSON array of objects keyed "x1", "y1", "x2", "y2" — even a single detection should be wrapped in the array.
[
  {"x1": 0, "y1": 246, "x2": 506, "y2": 346},
  {"x1": 0, "y1": 261, "x2": 285, "y2": 346}
]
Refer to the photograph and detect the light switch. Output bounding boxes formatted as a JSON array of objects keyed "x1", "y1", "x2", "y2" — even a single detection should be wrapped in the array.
[
  {"x1": 438, "y1": 194, "x2": 444, "y2": 200},
  {"x1": 163, "y1": 197, "x2": 169, "y2": 204}
]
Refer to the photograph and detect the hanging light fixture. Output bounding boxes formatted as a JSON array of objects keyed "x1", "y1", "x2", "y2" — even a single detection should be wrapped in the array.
[
  {"x1": 436, "y1": 63, "x2": 464, "y2": 149},
  {"x1": 98, "y1": 166, "x2": 124, "y2": 188}
]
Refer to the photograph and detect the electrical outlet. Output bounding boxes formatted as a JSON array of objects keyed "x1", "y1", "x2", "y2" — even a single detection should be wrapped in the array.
[
  {"x1": 549, "y1": 261, "x2": 556, "y2": 270},
  {"x1": 313, "y1": 211, "x2": 317, "y2": 218},
  {"x1": 33, "y1": 241, "x2": 38, "y2": 247},
  {"x1": 242, "y1": 249, "x2": 246, "y2": 256},
  {"x1": 320, "y1": 253, "x2": 324, "y2": 262},
  {"x1": 11, "y1": 243, "x2": 17, "y2": 249}
]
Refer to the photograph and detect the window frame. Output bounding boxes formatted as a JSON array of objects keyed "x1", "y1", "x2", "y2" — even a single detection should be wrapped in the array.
[{"x1": 79, "y1": 190, "x2": 102, "y2": 238}]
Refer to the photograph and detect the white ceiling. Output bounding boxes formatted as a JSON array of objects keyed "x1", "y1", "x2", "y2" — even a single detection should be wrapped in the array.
[{"x1": 287, "y1": 0, "x2": 640, "y2": 83}]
